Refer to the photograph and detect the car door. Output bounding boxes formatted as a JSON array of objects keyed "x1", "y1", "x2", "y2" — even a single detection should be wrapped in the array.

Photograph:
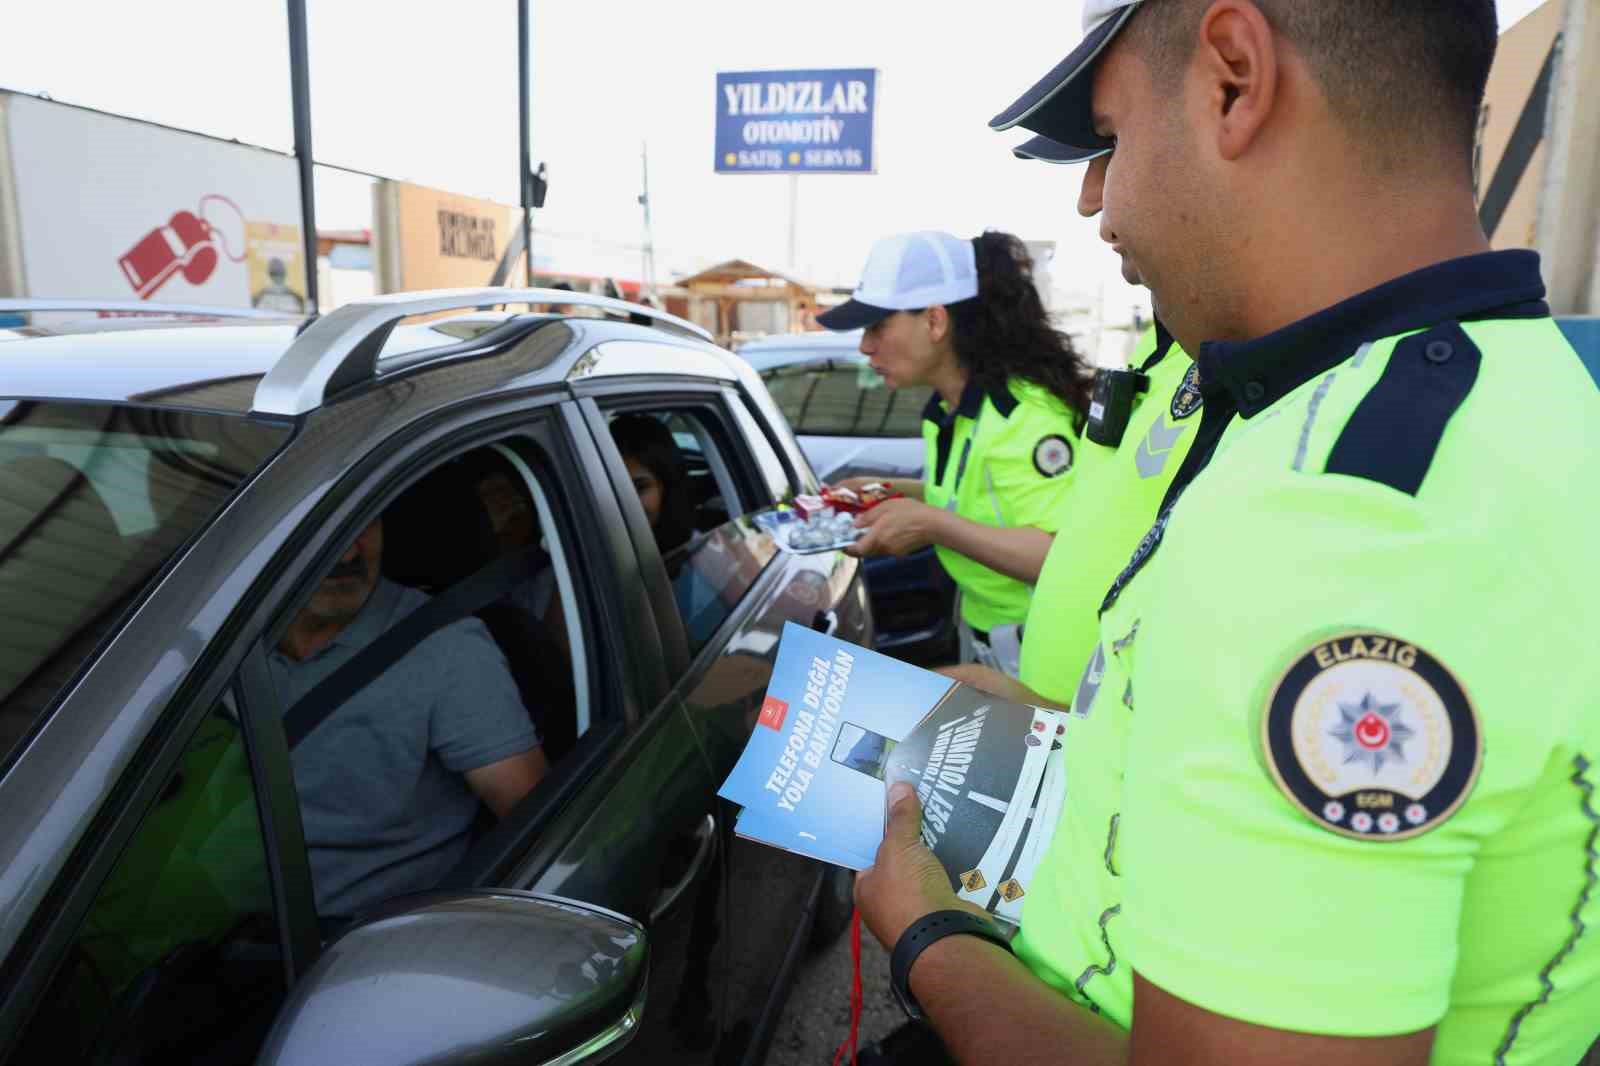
[
  {"x1": 418, "y1": 399, "x2": 728, "y2": 1066},
  {"x1": 572, "y1": 372, "x2": 871, "y2": 1066}
]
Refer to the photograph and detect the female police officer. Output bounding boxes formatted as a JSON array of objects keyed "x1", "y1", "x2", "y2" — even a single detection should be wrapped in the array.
[{"x1": 819, "y1": 229, "x2": 1091, "y2": 677}]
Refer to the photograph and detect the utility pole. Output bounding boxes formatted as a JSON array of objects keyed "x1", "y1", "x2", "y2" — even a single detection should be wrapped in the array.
[
  {"x1": 518, "y1": 0, "x2": 535, "y2": 287},
  {"x1": 639, "y1": 142, "x2": 658, "y2": 302},
  {"x1": 285, "y1": 0, "x2": 318, "y2": 310},
  {"x1": 786, "y1": 174, "x2": 799, "y2": 271}
]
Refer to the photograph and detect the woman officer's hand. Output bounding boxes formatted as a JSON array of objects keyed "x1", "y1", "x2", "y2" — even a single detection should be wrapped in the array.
[{"x1": 845, "y1": 498, "x2": 938, "y2": 558}]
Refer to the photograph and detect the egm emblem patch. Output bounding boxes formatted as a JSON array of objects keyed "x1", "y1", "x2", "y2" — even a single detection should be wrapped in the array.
[
  {"x1": 1170, "y1": 363, "x2": 1203, "y2": 420},
  {"x1": 1033, "y1": 435, "x2": 1074, "y2": 477},
  {"x1": 1262, "y1": 633, "x2": 1481, "y2": 841}
]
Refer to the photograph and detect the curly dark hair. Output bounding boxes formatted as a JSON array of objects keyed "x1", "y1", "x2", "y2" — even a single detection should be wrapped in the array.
[{"x1": 946, "y1": 231, "x2": 1092, "y2": 428}]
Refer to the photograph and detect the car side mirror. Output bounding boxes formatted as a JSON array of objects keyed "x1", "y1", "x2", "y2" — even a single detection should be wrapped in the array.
[{"x1": 257, "y1": 890, "x2": 646, "y2": 1066}]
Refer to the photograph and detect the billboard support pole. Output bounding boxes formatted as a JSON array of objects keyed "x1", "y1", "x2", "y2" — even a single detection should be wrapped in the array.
[
  {"x1": 286, "y1": 0, "x2": 319, "y2": 310},
  {"x1": 787, "y1": 173, "x2": 798, "y2": 270},
  {"x1": 519, "y1": 0, "x2": 534, "y2": 286}
]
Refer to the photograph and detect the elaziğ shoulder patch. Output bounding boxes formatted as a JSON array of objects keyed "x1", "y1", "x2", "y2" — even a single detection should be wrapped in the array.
[{"x1": 1262, "y1": 632, "x2": 1482, "y2": 841}]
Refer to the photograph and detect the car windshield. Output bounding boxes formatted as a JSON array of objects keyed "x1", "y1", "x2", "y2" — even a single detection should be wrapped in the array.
[
  {"x1": 0, "y1": 400, "x2": 290, "y2": 761},
  {"x1": 759, "y1": 358, "x2": 933, "y2": 438}
]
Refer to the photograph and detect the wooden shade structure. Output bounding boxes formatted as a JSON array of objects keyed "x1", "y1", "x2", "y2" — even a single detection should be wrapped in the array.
[{"x1": 677, "y1": 259, "x2": 826, "y2": 346}]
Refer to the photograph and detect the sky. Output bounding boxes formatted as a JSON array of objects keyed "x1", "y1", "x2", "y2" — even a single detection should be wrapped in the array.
[{"x1": 1, "y1": 0, "x2": 1549, "y2": 324}]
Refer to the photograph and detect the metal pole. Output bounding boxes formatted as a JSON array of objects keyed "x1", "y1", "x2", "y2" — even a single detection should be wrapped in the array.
[
  {"x1": 518, "y1": 0, "x2": 534, "y2": 286},
  {"x1": 286, "y1": 0, "x2": 319, "y2": 310},
  {"x1": 787, "y1": 173, "x2": 798, "y2": 270}
]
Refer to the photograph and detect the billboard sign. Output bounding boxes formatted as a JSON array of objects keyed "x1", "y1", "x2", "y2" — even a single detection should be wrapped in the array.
[
  {"x1": 372, "y1": 180, "x2": 527, "y2": 293},
  {"x1": 715, "y1": 68, "x2": 877, "y2": 174},
  {"x1": 0, "y1": 92, "x2": 307, "y2": 310}
]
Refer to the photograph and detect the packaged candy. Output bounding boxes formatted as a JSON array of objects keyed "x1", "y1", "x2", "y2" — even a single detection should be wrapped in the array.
[
  {"x1": 782, "y1": 508, "x2": 863, "y2": 553},
  {"x1": 818, "y1": 482, "x2": 903, "y2": 514},
  {"x1": 792, "y1": 494, "x2": 828, "y2": 520}
]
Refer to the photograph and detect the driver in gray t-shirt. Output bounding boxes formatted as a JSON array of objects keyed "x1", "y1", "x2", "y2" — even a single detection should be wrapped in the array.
[{"x1": 268, "y1": 517, "x2": 548, "y2": 915}]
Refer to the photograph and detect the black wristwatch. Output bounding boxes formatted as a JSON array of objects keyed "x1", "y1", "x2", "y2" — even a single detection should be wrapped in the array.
[{"x1": 889, "y1": 909, "x2": 1013, "y2": 1021}]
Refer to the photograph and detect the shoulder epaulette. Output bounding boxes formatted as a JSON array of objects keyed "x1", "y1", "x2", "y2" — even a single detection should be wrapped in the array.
[{"x1": 1324, "y1": 321, "x2": 1482, "y2": 496}]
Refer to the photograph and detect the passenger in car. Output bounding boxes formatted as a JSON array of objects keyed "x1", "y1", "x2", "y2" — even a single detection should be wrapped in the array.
[
  {"x1": 268, "y1": 517, "x2": 549, "y2": 915},
  {"x1": 474, "y1": 461, "x2": 561, "y2": 635},
  {"x1": 610, "y1": 414, "x2": 725, "y2": 645}
]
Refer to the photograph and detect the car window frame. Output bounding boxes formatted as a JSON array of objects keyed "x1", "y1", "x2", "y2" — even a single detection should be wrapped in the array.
[
  {"x1": 582, "y1": 387, "x2": 789, "y2": 677},
  {"x1": 243, "y1": 402, "x2": 647, "y2": 904},
  {"x1": 724, "y1": 384, "x2": 795, "y2": 505}
]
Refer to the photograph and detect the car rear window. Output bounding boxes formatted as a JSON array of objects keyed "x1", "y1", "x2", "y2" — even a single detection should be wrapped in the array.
[
  {"x1": 759, "y1": 360, "x2": 932, "y2": 438},
  {"x1": 0, "y1": 400, "x2": 290, "y2": 761}
]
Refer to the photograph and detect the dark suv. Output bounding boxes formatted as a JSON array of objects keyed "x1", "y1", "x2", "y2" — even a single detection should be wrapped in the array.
[{"x1": 0, "y1": 292, "x2": 871, "y2": 1066}]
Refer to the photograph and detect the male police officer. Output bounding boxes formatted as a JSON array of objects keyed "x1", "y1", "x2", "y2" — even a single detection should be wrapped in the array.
[{"x1": 857, "y1": 3, "x2": 1600, "y2": 1064}]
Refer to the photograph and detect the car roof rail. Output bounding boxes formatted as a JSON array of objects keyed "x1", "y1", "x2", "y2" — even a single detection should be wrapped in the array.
[
  {"x1": 0, "y1": 298, "x2": 292, "y2": 320},
  {"x1": 251, "y1": 287, "x2": 713, "y2": 416}
]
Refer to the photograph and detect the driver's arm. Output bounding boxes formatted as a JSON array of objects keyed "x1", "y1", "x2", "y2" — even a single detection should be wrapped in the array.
[
  {"x1": 466, "y1": 747, "x2": 550, "y2": 818},
  {"x1": 432, "y1": 618, "x2": 547, "y2": 816}
]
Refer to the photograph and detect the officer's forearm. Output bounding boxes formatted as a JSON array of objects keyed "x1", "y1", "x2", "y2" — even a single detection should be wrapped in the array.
[
  {"x1": 912, "y1": 935, "x2": 1129, "y2": 1066},
  {"x1": 928, "y1": 510, "x2": 1053, "y2": 583},
  {"x1": 885, "y1": 478, "x2": 925, "y2": 502}
]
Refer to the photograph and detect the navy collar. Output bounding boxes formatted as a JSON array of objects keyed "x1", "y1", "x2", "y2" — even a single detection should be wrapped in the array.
[
  {"x1": 1139, "y1": 318, "x2": 1176, "y2": 372},
  {"x1": 1198, "y1": 250, "x2": 1549, "y2": 418},
  {"x1": 921, "y1": 378, "x2": 1020, "y2": 426}
]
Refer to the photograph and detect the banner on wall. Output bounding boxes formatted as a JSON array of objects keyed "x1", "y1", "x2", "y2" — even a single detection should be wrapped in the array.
[
  {"x1": 372, "y1": 179, "x2": 528, "y2": 292},
  {"x1": 1, "y1": 91, "x2": 306, "y2": 309}
]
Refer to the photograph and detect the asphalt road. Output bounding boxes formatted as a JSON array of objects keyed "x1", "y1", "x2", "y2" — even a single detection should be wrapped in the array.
[{"x1": 764, "y1": 911, "x2": 899, "y2": 1066}]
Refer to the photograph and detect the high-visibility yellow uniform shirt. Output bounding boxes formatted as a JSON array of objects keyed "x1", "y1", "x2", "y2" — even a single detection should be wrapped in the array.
[
  {"x1": 1017, "y1": 328, "x2": 1199, "y2": 703},
  {"x1": 1016, "y1": 251, "x2": 1600, "y2": 1064},
  {"x1": 920, "y1": 378, "x2": 1081, "y2": 632}
]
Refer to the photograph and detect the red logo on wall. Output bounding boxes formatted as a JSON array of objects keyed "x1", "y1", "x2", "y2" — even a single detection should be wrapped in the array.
[
  {"x1": 758, "y1": 696, "x2": 789, "y2": 732},
  {"x1": 117, "y1": 194, "x2": 246, "y2": 299}
]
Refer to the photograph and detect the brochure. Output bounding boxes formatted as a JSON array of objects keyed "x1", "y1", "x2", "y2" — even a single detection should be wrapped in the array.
[{"x1": 719, "y1": 622, "x2": 1067, "y2": 926}]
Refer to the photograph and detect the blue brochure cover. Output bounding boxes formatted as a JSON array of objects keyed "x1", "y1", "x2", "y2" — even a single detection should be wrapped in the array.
[
  {"x1": 720, "y1": 622, "x2": 1066, "y2": 919},
  {"x1": 719, "y1": 622, "x2": 953, "y2": 862}
]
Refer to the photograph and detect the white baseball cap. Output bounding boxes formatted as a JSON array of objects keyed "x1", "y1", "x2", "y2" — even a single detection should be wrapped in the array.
[
  {"x1": 816, "y1": 231, "x2": 979, "y2": 331},
  {"x1": 990, "y1": 0, "x2": 1145, "y2": 151}
]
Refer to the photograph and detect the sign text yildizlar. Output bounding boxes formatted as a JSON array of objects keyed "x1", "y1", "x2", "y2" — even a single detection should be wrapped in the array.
[{"x1": 715, "y1": 68, "x2": 878, "y2": 174}]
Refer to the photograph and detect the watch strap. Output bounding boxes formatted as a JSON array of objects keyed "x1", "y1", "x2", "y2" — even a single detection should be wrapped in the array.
[{"x1": 889, "y1": 909, "x2": 1012, "y2": 1021}]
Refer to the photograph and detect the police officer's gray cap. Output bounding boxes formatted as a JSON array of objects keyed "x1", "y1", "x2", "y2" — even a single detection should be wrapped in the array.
[{"x1": 990, "y1": 0, "x2": 1144, "y2": 151}]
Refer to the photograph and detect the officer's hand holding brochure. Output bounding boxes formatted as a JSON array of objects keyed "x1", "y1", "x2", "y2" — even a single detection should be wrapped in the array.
[{"x1": 717, "y1": 622, "x2": 1066, "y2": 927}]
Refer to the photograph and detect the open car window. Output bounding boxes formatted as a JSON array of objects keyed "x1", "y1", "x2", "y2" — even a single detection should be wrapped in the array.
[
  {"x1": 262, "y1": 437, "x2": 587, "y2": 919},
  {"x1": 603, "y1": 404, "x2": 779, "y2": 657}
]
